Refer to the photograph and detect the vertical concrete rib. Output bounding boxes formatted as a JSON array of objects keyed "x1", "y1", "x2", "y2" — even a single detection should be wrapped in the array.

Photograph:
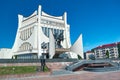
[{"x1": 38, "y1": 5, "x2": 42, "y2": 58}]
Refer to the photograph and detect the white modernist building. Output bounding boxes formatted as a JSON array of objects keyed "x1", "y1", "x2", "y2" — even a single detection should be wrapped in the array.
[{"x1": 0, "y1": 5, "x2": 83, "y2": 59}]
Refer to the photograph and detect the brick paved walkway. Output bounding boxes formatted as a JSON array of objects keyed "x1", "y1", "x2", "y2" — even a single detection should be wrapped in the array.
[{"x1": 1, "y1": 71, "x2": 120, "y2": 80}]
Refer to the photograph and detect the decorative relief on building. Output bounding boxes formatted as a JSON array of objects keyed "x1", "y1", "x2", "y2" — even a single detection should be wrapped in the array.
[
  {"x1": 21, "y1": 21, "x2": 37, "y2": 29},
  {"x1": 41, "y1": 19, "x2": 64, "y2": 27},
  {"x1": 20, "y1": 27, "x2": 34, "y2": 41},
  {"x1": 19, "y1": 42, "x2": 33, "y2": 52}
]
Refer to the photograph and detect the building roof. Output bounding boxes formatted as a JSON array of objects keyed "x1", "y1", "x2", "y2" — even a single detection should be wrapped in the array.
[
  {"x1": 86, "y1": 51, "x2": 94, "y2": 54},
  {"x1": 117, "y1": 42, "x2": 120, "y2": 44},
  {"x1": 95, "y1": 42, "x2": 120, "y2": 49}
]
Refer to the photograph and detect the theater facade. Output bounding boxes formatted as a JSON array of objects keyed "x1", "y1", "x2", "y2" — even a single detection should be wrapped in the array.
[{"x1": 0, "y1": 5, "x2": 83, "y2": 59}]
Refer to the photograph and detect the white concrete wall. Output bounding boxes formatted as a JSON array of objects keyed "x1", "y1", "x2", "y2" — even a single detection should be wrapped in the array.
[{"x1": 0, "y1": 48, "x2": 11, "y2": 58}]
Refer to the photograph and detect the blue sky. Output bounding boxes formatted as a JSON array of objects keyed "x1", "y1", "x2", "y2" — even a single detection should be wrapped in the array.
[{"x1": 0, "y1": 0, "x2": 120, "y2": 52}]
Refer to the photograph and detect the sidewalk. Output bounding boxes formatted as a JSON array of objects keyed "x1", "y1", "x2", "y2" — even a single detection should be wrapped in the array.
[{"x1": 1, "y1": 70, "x2": 120, "y2": 80}]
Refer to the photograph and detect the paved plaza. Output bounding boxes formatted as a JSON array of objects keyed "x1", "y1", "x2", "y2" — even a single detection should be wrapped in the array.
[{"x1": 1, "y1": 70, "x2": 120, "y2": 80}]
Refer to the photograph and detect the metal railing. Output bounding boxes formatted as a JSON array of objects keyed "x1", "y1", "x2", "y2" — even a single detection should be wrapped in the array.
[
  {"x1": 0, "y1": 59, "x2": 78, "y2": 63},
  {"x1": 66, "y1": 60, "x2": 119, "y2": 71}
]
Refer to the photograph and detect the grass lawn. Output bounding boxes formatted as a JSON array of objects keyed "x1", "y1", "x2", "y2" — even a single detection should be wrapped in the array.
[{"x1": 0, "y1": 66, "x2": 37, "y2": 75}]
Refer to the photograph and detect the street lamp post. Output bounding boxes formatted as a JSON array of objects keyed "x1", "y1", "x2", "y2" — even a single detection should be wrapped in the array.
[{"x1": 41, "y1": 42, "x2": 47, "y2": 72}]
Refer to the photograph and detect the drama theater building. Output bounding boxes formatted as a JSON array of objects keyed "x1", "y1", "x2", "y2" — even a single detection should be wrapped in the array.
[{"x1": 0, "y1": 5, "x2": 83, "y2": 59}]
